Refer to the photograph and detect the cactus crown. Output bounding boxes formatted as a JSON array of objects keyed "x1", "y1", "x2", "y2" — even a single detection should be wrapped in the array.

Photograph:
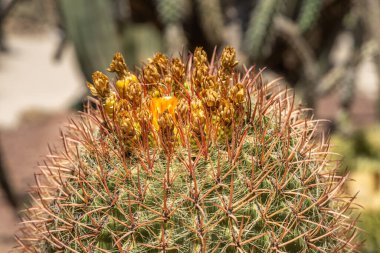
[{"x1": 16, "y1": 47, "x2": 358, "y2": 252}]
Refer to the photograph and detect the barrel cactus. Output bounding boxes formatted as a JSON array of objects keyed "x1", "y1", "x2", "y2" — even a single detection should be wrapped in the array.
[{"x1": 16, "y1": 47, "x2": 358, "y2": 252}]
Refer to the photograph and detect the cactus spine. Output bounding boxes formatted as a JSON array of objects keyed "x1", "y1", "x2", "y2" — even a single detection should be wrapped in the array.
[{"x1": 16, "y1": 47, "x2": 358, "y2": 252}]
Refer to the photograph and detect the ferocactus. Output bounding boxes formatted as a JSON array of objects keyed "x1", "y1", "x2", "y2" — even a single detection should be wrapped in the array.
[{"x1": 16, "y1": 47, "x2": 358, "y2": 252}]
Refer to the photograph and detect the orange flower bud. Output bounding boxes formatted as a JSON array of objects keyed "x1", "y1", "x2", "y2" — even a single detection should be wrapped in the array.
[{"x1": 150, "y1": 96, "x2": 178, "y2": 129}]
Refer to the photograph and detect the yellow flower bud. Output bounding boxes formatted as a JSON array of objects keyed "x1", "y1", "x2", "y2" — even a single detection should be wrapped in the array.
[
  {"x1": 118, "y1": 111, "x2": 135, "y2": 136},
  {"x1": 201, "y1": 88, "x2": 219, "y2": 108},
  {"x1": 88, "y1": 71, "x2": 110, "y2": 98},
  {"x1": 103, "y1": 92, "x2": 116, "y2": 116},
  {"x1": 116, "y1": 74, "x2": 138, "y2": 95},
  {"x1": 107, "y1": 52, "x2": 128, "y2": 78},
  {"x1": 220, "y1": 46, "x2": 238, "y2": 70},
  {"x1": 229, "y1": 83, "x2": 245, "y2": 105}
]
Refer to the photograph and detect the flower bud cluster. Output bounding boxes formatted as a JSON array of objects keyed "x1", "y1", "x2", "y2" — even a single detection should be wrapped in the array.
[{"x1": 86, "y1": 46, "x2": 246, "y2": 146}]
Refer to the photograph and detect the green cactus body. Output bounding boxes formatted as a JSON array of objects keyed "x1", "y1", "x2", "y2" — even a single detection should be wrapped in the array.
[{"x1": 16, "y1": 47, "x2": 358, "y2": 252}]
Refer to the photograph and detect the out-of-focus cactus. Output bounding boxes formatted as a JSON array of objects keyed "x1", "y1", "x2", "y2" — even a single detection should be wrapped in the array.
[
  {"x1": 122, "y1": 23, "x2": 163, "y2": 67},
  {"x1": 243, "y1": 0, "x2": 279, "y2": 60},
  {"x1": 58, "y1": 0, "x2": 120, "y2": 81},
  {"x1": 155, "y1": 0, "x2": 189, "y2": 54},
  {"x1": 297, "y1": 0, "x2": 322, "y2": 33},
  {"x1": 16, "y1": 47, "x2": 358, "y2": 252},
  {"x1": 195, "y1": 0, "x2": 224, "y2": 46}
]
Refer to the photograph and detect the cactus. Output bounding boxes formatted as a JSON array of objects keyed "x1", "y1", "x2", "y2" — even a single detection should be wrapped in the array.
[
  {"x1": 155, "y1": 0, "x2": 189, "y2": 54},
  {"x1": 243, "y1": 0, "x2": 279, "y2": 59},
  {"x1": 16, "y1": 47, "x2": 358, "y2": 252},
  {"x1": 57, "y1": 0, "x2": 120, "y2": 81},
  {"x1": 155, "y1": 0, "x2": 189, "y2": 25},
  {"x1": 297, "y1": 0, "x2": 322, "y2": 33},
  {"x1": 195, "y1": 0, "x2": 224, "y2": 46}
]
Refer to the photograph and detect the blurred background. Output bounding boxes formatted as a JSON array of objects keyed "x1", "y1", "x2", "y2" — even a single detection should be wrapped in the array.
[{"x1": 0, "y1": 0, "x2": 380, "y2": 251}]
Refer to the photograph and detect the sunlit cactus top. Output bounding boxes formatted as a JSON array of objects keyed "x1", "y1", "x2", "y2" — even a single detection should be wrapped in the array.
[{"x1": 16, "y1": 47, "x2": 359, "y2": 252}]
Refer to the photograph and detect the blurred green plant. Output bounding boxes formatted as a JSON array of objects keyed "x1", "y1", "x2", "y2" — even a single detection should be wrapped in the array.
[
  {"x1": 331, "y1": 125, "x2": 380, "y2": 173},
  {"x1": 331, "y1": 125, "x2": 380, "y2": 252},
  {"x1": 358, "y1": 210, "x2": 380, "y2": 253}
]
